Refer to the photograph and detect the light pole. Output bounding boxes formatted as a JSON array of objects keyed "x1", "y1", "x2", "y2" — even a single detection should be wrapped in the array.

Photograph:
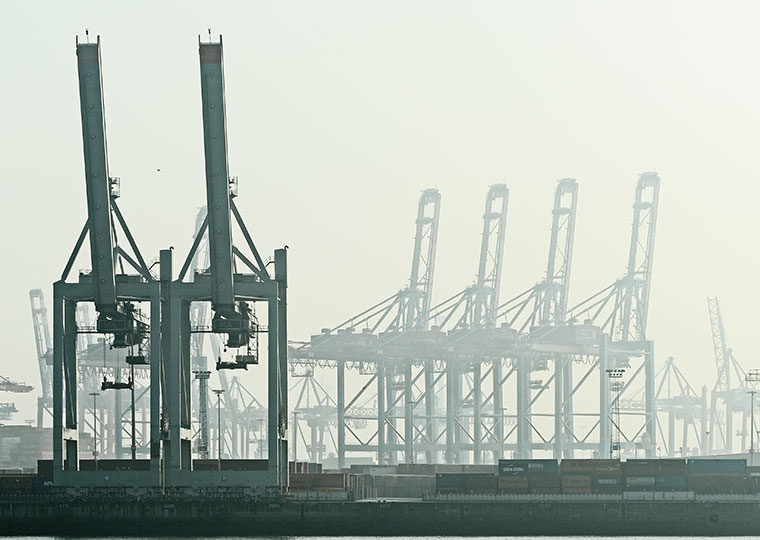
[
  {"x1": 746, "y1": 369, "x2": 760, "y2": 465},
  {"x1": 258, "y1": 418, "x2": 265, "y2": 459},
  {"x1": 89, "y1": 391, "x2": 100, "y2": 470},
  {"x1": 292, "y1": 410, "x2": 300, "y2": 463},
  {"x1": 606, "y1": 368, "x2": 625, "y2": 459},
  {"x1": 213, "y1": 389, "x2": 225, "y2": 470},
  {"x1": 193, "y1": 370, "x2": 211, "y2": 459}
]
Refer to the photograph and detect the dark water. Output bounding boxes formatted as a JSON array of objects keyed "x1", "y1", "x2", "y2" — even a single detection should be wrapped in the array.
[{"x1": 8, "y1": 537, "x2": 759, "y2": 540}]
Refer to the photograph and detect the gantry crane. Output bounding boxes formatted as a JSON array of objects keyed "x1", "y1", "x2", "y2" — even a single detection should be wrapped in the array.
[
  {"x1": 291, "y1": 188, "x2": 442, "y2": 467},
  {"x1": 169, "y1": 35, "x2": 288, "y2": 489},
  {"x1": 0, "y1": 374, "x2": 32, "y2": 422},
  {"x1": 186, "y1": 208, "x2": 268, "y2": 460},
  {"x1": 561, "y1": 172, "x2": 660, "y2": 458},
  {"x1": 0, "y1": 375, "x2": 33, "y2": 394},
  {"x1": 426, "y1": 183, "x2": 510, "y2": 463},
  {"x1": 619, "y1": 356, "x2": 705, "y2": 457},
  {"x1": 53, "y1": 35, "x2": 162, "y2": 487},
  {"x1": 496, "y1": 178, "x2": 579, "y2": 458},
  {"x1": 707, "y1": 297, "x2": 751, "y2": 454}
]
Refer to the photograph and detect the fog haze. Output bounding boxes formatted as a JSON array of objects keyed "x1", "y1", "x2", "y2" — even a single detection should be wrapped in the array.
[{"x1": 1, "y1": 1, "x2": 759, "y2": 420}]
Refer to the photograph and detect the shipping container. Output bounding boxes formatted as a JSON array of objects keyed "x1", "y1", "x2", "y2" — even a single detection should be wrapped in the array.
[
  {"x1": 561, "y1": 459, "x2": 621, "y2": 474},
  {"x1": 289, "y1": 473, "x2": 348, "y2": 491},
  {"x1": 435, "y1": 473, "x2": 468, "y2": 492},
  {"x1": 436, "y1": 473, "x2": 496, "y2": 494},
  {"x1": 0, "y1": 474, "x2": 35, "y2": 495},
  {"x1": 396, "y1": 463, "x2": 437, "y2": 476},
  {"x1": 625, "y1": 476, "x2": 656, "y2": 489},
  {"x1": 498, "y1": 474, "x2": 530, "y2": 494},
  {"x1": 349, "y1": 464, "x2": 396, "y2": 475},
  {"x1": 466, "y1": 474, "x2": 498, "y2": 494},
  {"x1": 655, "y1": 475, "x2": 687, "y2": 491},
  {"x1": 687, "y1": 474, "x2": 751, "y2": 494},
  {"x1": 373, "y1": 473, "x2": 437, "y2": 498},
  {"x1": 687, "y1": 458, "x2": 747, "y2": 474},
  {"x1": 561, "y1": 474, "x2": 592, "y2": 493},
  {"x1": 192, "y1": 459, "x2": 268, "y2": 471},
  {"x1": 79, "y1": 459, "x2": 151, "y2": 471},
  {"x1": 592, "y1": 475, "x2": 622, "y2": 493},
  {"x1": 349, "y1": 473, "x2": 376, "y2": 500},
  {"x1": 498, "y1": 476, "x2": 529, "y2": 490},
  {"x1": 624, "y1": 459, "x2": 686, "y2": 477},
  {"x1": 498, "y1": 459, "x2": 558, "y2": 476},
  {"x1": 528, "y1": 474, "x2": 561, "y2": 489}
]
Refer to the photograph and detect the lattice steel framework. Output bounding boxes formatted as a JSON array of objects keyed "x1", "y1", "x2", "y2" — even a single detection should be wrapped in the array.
[{"x1": 707, "y1": 297, "x2": 751, "y2": 454}]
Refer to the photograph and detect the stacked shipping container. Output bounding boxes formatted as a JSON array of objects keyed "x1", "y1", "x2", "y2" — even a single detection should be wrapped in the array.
[
  {"x1": 623, "y1": 459, "x2": 687, "y2": 491},
  {"x1": 686, "y1": 459, "x2": 749, "y2": 494},
  {"x1": 561, "y1": 459, "x2": 622, "y2": 494},
  {"x1": 498, "y1": 459, "x2": 560, "y2": 494}
]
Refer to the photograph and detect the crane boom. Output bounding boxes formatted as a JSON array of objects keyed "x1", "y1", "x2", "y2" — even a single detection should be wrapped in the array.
[
  {"x1": 473, "y1": 184, "x2": 509, "y2": 328},
  {"x1": 73, "y1": 37, "x2": 151, "y2": 348},
  {"x1": 199, "y1": 39, "x2": 235, "y2": 314},
  {"x1": 29, "y1": 289, "x2": 53, "y2": 401},
  {"x1": 405, "y1": 188, "x2": 441, "y2": 330},
  {"x1": 76, "y1": 37, "x2": 117, "y2": 313},
  {"x1": 616, "y1": 172, "x2": 660, "y2": 342},
  {"x1": 539, "y1": 178, "x2": 578, "y2": 325},
  {"x1": 708, "y1": 297, "x2": 731, "y2": 393}
]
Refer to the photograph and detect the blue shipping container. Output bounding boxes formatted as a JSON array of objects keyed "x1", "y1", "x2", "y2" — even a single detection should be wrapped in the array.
[
  {"x1": 687, "y1": 459, "x2": 747, "y2": 474},
  {"x1": 626, "y1": 476, "x2": 656, "y2": 488},
  {"x1": 655, "y1": 475, "x2": 687, "y2": 491}
]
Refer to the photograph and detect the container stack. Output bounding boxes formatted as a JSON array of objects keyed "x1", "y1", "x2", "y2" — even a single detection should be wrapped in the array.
[
  {"x1": 374, "y1": 474, "x2": 435, "y2": 498},
  {"x1": 498, "y1": 459, "x2": 559, "y2": 494},
  {"x1": 289, "y1": 461, "x2": 323, "y2": 474},
  {"x1": 435, "y1": 473, "x2": 497, "y2": 495},
  {"x1": 349, "y1": 473, "x2": 376, "y2": 500},
  {"x1": 624, "y1": 459, "x2": 686, "y2": 491},
  {"x1": 288, "y1": 472, "x2": 349, "y2": 493},
  {"x1": 560, "y1": 459, "x2": 622, "y2": 494},
  {"x1": 687, "y1": 459, "x2": 749, "y2": 494}
]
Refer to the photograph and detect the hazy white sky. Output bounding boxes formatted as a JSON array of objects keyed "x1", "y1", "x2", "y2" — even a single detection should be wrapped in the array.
[{"x1": 2, "y1": 1, "x2": 760, "y2": 421}]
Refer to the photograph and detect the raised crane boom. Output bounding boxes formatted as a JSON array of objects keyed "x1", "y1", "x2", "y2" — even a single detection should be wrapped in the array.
[
  {"x1": 496, "y1": 178, "x2": 578, "y2": 333},
  {"x1": 616, "y1": 172, "x2": 660, "y2": 342},
  {"x1": 472, "y1": 184, "x2": 509, "y2": 328},
  {"x1": 77, "y1": 38, "x2": 116, "y2": 314},
  {"x1": 66, "y1": 37, "x2": 153, "y2": 348},
  {"x1": 429, "y1": 184, "x2": 509, "y2": 332},
  {"x1": 707, "y1": 297, "x2": 748, "y2": 453},
  {"x1": 564, "y1": 172, "x2": 660, "y2": 342},
  {"x1": 405, "y1": 188, "x2": 441, "y2": 330},
  {"x1": 29, "y1": 289, "x2": 53, "y2": 402},
  {"x1": 200, "y1": 41, "x2": 235, "y2": 314},
  {"x1": 708, "y1": 297, "x2": 740, "y2": 393},
  {"x1": 0, "y1": 375, "x2": 32, "y2": 394},
  {"x1": 192, "y1": 37, "x2": 270, "y2": 349},
  {"x1": 539, "y1": 178, "x2": 578, "y2": 325}
]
